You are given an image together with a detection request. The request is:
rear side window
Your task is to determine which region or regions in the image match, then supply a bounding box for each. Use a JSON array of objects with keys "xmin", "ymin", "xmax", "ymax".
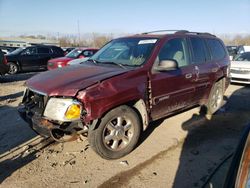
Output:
[
  {"xmin": 159, "ymin": 38, "xmax": 189, "ymax": 67},
  {"xmin": 190, "ymin": 37, "xmax": 207, "ymax": 64},
  {"xmin": 37, "ymin": 47, "xmax": 50, "ymax": 54},
  {"xmin": 52, "ymin": 47, "xmax": 64, "ymax": 55},
  {"xmin": 206, "ymin": 39, "xmax": 226, "ymax": 60}
]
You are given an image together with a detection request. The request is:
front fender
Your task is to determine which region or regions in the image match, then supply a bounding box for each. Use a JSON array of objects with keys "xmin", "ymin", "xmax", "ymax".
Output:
[{"xmin": 77, "ymin": 77, "xmax": 148, "ymax": 123}]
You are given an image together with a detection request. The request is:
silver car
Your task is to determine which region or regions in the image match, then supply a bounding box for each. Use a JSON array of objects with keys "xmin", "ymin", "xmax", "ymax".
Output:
[{"xmin": 230, "ymin": 52, "xmax": 250, "ymax": 84}]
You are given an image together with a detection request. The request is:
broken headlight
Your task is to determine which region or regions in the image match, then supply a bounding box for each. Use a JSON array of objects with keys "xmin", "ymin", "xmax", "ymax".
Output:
[{"xmin": 43, "ymin": 98, "xmax": 82, "ymax": 122}]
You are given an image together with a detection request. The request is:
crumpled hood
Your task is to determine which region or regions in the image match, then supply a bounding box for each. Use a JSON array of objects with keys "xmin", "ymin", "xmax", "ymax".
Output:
[
  {"xmin": 26, "ymin": 64, "xmax": 128, "ymax": 96},
  {"xmin": 231, "ymin": 61, "xmax": 250, "ymax": 68},
  {"xmin": 48, "ymin": 57, "xmax": 74, "ymax": 63}
]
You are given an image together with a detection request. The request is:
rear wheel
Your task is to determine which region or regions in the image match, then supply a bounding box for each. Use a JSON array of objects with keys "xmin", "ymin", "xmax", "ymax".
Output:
[
  {"xmin": 8, "ymin": 62, "xmax": 19, "ymax": 74},
  {"xmin": 206, "ymin": 80, "xmax": 224, "ymax": 115},
  {"xmin": 88, "ymin": 105, "xmax": 141, "ymax": 159}
]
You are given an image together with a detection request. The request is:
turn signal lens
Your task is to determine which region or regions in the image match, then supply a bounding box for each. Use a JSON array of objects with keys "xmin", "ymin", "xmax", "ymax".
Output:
[{"xmin": 65, "ymin": 104, "xmax": 81, "ymax": 120}]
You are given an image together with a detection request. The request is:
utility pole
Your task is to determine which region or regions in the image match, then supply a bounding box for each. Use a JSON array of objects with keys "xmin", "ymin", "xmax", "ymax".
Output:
[{"xmin": 77, "ymin": 20, "xmax": 80, "ymax": 47}]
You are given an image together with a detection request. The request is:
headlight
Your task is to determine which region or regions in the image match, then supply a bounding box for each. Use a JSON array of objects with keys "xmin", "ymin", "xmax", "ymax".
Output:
[{"xmin": 43, "ymin": 98, "xmax": 82, "ymax": 122}]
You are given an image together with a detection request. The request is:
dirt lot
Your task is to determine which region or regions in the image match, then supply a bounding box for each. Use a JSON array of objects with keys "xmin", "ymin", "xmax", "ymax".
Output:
[{"xmin": 1, "ymin": 73, "xmax": 250, "ymax": 188}]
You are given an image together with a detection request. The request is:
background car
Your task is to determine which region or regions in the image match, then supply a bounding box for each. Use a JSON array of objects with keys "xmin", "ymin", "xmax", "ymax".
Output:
[
  {"xmin": 0, "ymin": 49, "xmax": 9, "ymax": 75},
  {"xmin": 5, "ymin": 45, "xmax": 64, "ymax": 74},
  {"xmin": 62, "ymin": 47, "xmax": 75, "ymax": 55},
  {"xmin": 226, "ymin": 45, "xmax": 238, "ymax": 60},
  {"xmin": 67, "ymin": 57, "xmax": 89, "ymax": 66},
  {"xmin": 47, "ymin": 47, "xmax": 98, "ymax": 70},
  {"xmin": 0, "ymin": 47, "xmax": 17, "ymax": 55},
  {"xmin": 237, "ymin": 45, "xmax": 250, "ymax": 54},
  {"xmin": 230, "ymin": 52, "xmax": 250, "ymax": 84}
]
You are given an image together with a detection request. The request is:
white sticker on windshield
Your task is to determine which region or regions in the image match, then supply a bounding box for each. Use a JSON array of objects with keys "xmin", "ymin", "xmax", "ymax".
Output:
[{"xmin": 138, "ymin": 39, "xmax": 157, "ymax": 45}]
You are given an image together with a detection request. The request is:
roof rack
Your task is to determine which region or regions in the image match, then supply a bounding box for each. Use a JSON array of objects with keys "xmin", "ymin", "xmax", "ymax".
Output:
[
  {"xmin": 142, "ymin": 30, "xmax": 216, "ymax": 37},
  {"xmin": 142, "ymin": 30, "xmax": 189, "ymax": 35}
]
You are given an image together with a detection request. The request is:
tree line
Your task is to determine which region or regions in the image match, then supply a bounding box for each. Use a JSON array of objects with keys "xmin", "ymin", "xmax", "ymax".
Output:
[{"xmin": 17, "ymin": 33, "xmax": 250, "ymax": 48}]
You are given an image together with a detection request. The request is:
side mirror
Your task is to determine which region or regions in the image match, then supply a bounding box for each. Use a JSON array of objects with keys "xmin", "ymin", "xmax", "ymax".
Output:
[
  {"xmin": 79, "ymin": 55, "xmax": 85, "ymax": 58},
  {"xmin": 155, "ymin": 60, "xmax": 178, "ymax": 71}
]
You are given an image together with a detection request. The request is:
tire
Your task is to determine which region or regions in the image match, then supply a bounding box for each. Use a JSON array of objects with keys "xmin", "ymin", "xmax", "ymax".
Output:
[
  {"xmin": 8, "ymin": 62, "xmax": 19, "ymax": 74},
  {"xmin": 88, "ymin": 105, "xmax": 141, "ymax": 159},
  {"xmin": 206, "ymin": 80, "xmax": 224, "ymax": 115}
]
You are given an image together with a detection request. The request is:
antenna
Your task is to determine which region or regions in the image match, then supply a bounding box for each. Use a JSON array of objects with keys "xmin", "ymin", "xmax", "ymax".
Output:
[{"xmin": 77, "ymin": 20, "xmax": 80, "ymax": 47}]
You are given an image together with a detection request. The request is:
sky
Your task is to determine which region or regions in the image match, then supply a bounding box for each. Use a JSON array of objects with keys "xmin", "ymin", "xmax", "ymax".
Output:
[{"xmin": 0, "ymin": 0, "xmax": 250, "ymax": 37}]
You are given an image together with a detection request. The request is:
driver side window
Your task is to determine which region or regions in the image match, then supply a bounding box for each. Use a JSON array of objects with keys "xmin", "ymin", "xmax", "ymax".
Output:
[
  {"xmin": 159, "ymin": 38, "xmax": 189, "ymax": 67},
  {"xmin": 23, "ymin": 47, "xmax": 37, "ymax": 55}
]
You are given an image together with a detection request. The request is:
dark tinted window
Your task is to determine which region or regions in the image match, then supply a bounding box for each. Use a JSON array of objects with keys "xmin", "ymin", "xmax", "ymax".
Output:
[
  {"xmin": 207, "ymin": 39, "xmax": 226, "ymax": 60},
  {"xmin": 190, "ymin": 37, "xmax": 206, "ymax": 63},
  {"xmin": 52, "ymin": 47, "xmax": 64, "ymax": 55},
  {"xmin": 37, "ymin": 47, "xmax": 50, "ymax": 54},
  {"xmin": 159, "ymin": 38, "xmax": 189, "ymax": 67}
]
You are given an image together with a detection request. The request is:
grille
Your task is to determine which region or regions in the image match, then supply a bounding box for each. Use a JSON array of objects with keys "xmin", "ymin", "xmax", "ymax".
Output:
[
  {"xmin": 231, "ymin": 78, "xmax": 250, "ymax": 82},
  {"xmin": 23, "ymin": 88, "xmax": 48, "ymax": 115},
  {"xmin": 230, "ymin": 69, "xmax": 250, "ymax": 74}
]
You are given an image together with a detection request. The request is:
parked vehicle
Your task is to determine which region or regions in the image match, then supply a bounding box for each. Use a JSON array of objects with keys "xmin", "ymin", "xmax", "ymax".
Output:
[
  {"xmin": 18, "ymin": 30, "xmax": 230, "ymax": 159},
  {"xmin": 62, "ymin": 47, "xmax": 75, "ymax": 55},
  {"xmin": 0, "ymin": 47, "xmax": 17, "ymax": 55},
  {"xmin": 5, "ymin": 45, "xmax": 64, "ymax": 74},
  {"xmin": 67, "ymin": 57, "xmax": 89, "ymax": 66},
  {"xmin": 237, "ymin": 45, "xmax": 250, "ymax": 54},
  {"xmin": 230, "ymin": 52, "xmax": 250, "ymax": 84},
  {"xmin": 0, "ymin": 49, "xmax": 9, "ymax": 75},
  {"xmin": 226, "ymin": 45, "xmax": 238, "ymax": 60},
  {"xmin": 47, "ymin": 48, "xmax": 98, "ymax": 70}
]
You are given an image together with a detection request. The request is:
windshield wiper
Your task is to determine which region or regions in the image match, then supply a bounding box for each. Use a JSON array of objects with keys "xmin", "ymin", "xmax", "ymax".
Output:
[
  {"xmin": 87, "ymin": 58, "xmax": 99, "ymax": 65},
  {"xmin": 103, "ymin": 61, "xmax": 127, "ymax": 69}
]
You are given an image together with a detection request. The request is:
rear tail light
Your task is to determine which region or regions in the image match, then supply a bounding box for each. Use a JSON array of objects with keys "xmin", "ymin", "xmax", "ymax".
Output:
[{"xmin": 3, "ymin": 56, "xmax": 7, "ymax": 65}]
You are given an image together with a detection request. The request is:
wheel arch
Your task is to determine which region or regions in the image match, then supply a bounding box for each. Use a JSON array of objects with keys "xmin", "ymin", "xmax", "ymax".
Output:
[{"xmin": 89, "ymin": 99, "xmax": 149, "ymax": 131}]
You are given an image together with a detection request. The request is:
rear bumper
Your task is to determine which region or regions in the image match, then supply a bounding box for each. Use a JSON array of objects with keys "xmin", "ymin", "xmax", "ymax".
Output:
[{"xmin": 0, "ymin": 64, "xmax": 9, "ymax": 75}]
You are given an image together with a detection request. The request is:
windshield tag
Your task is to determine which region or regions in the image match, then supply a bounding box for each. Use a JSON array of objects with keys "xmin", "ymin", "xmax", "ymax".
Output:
[{"xmin": 138, "ymin": 39, "xmax": 157, "ymax": 45}]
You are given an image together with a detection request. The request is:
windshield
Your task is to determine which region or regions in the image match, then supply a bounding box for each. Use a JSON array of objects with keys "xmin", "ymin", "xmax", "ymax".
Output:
[
  {"xmin": 90, "ymin": 38, "xmax": 158, "ymax": 67},
  {"xmin": 66, "ymin": 49, "xmax": 82, "ymax": 58},
  {"xmin": 8, "ymin": 47, "xmax": 24, "ymax": 55}
]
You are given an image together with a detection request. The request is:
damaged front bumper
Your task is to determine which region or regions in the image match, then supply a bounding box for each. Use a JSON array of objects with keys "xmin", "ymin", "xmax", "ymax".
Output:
[
  {"xmin": 18, "ymin": 104, "xmax": 87, "ymax": 141},
  {"xmin": 18, "ymin": 104, "xmax": 54, "ymax": 137},
  {"xmin": 18, "ymin": 88, "xmax": 88, "ymax": 142}
]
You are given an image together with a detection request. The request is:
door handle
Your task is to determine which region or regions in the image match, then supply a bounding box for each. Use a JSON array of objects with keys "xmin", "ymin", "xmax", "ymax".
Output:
[
  {"xmin": 212, "ymin": 68, "xmax": 218, "ymax": 73},
  {"xmin": 185, "ymin": 73, "xmax": 192, "ymax": 79}
]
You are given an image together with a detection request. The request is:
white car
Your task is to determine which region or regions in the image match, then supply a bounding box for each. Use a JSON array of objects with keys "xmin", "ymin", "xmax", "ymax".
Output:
[
  {"xmin": 230, "ymin": 52, "xmax": 250, "ymax": 84},
  {"xmin": 67, "ymin": 57, "xmax": 89, "ymax": 66}
]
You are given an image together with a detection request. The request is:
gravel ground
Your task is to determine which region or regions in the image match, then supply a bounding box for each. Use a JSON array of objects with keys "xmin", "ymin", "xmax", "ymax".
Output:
[{"xmin": 1, "ymin": 72, "xmax": 250, "ymax": 188}]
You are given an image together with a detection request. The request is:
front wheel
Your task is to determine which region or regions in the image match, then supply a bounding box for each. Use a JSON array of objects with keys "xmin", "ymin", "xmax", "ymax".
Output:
[
  {"xmin": 88, "ymin": 105, "xmax": 141, "ymax": 159},
  {"xmin": 206, "ymin": 80, "xmax": 224, "ymax": 115}
]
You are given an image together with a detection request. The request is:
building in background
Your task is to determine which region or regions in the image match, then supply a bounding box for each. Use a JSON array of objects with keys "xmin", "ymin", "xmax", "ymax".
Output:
[{"xmin": 0, "ymin": 37, "xmax": 59, "ymax": 48}]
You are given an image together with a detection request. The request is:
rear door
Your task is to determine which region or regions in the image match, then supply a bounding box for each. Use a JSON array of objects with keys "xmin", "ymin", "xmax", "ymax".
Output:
[
  {"xmin": 150, "ymin": 37, "xmax": 197, "ymax": 120},
  {"xmin": 37, "ymin": 46, "xmax": 52, "ymax": 68},
  {"xmin": 188, "ymin": 37, "xmax": 214, "ymax": 103}
]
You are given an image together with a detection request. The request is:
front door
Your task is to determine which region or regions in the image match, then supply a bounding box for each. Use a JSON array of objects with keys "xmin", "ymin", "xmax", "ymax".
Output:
[
  {"xmin": 19, "ymin": 47, "xmax": 38, "ymax": 70},
  {"xmin": 150, "ymin": 37, "xmax": 197, "ymax": 120}
]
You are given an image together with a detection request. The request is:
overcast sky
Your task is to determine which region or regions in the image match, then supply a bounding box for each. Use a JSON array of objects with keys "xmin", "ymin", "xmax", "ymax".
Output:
[{"xmin": 0, "ymin": 0, "xmax": 249, "ymax": 37}]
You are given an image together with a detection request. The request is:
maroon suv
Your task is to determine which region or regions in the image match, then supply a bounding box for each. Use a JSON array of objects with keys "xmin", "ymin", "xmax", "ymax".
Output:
[{"xmin": 18, "ymin": 30, "xmax": 230, "ymax": 159}]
